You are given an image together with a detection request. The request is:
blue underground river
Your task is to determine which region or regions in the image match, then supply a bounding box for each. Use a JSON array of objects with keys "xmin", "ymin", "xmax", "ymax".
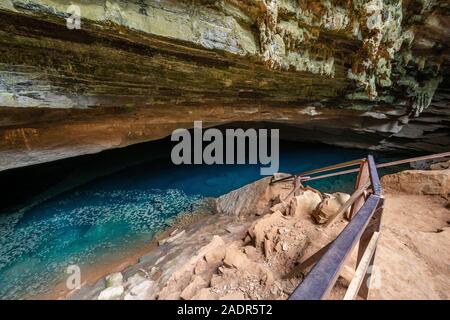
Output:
[{"xmin": 0, "ymin": 137, "xmax": 403, "ymax": 299}]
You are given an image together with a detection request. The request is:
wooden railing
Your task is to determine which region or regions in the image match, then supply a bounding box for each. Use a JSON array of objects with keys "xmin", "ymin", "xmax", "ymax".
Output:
[{"xmin": 270, "ymin": 152, "xmax": 450, "ymax": 300}]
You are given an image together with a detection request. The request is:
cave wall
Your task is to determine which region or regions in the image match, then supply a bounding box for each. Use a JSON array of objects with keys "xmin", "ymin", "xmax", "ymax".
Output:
[{"xmin": 0, "ymin": 0, "xmax": 449, "ymax": 171}]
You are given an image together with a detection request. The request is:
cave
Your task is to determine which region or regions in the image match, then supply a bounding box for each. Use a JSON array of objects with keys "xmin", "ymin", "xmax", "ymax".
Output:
[{"xmin": 0, "ymin": 0, "xmax": 449, "ymax": 302}]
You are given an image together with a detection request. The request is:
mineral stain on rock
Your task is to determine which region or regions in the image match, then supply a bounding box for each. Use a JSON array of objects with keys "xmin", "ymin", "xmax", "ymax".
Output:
[{"xmin": 0, "ymin": 0, "xmax": 449, "ymax": 169}]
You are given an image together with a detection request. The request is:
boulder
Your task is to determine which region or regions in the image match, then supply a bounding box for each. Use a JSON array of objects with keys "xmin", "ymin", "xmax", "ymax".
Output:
[
  {"xmin": 289, "ymin": 190, "xmax": 322, "ymax": 218},
  {"xmin": 381, "ymin": 169, "xmax": 450, "ymax": 196},
  {"xmin": 216, "ymin": 177, "xmax": 287, "ymax": 217},
  {"xmin": 204, "ymin": 245, "xmax": 226, "ymax": 266},
  {"xmin": 199, "ymin": 236, "xmax": 226, "ymax": 256},
  {"xmin": 312, "ymin": 192, "xmax": 350, "ymax": 224},
  {"xmin": 180, "ymin": 276, "xmax": 208, "ymax": 300},
  {"xmin": 194, "ymin": 258, "xmax": 209, "ymax": 275},
  {"xmin": 223, "ymin": 247, "xmax": 252, "ymax": 270},
  {"xmin": 248, "ymin": 210, "xmax": 284, "ymax": 248},
  {"xmin": 105, "ymin": 273, "xmax": 123, "ymax": 287},
  {"xmin": 98, "ymin": 286, "xmax": 124, "ymax": 300},
  {"xmin": 216, "ymin": 177, "xmax": 272, "ymax": 216},
  {"xmin": 244, "ymin": 246, "xmax": 259, "ymax": 260}
]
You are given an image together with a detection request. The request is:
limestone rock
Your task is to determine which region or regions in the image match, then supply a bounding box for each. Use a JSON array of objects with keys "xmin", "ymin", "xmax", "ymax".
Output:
[
  {"xmin": 219, "ymin": 292, "xmax": 245, "ymax": 300},
  {"xmin": 272, "ymin": 173, "xmax": 291, "ymax": 181},
  {"xmin": 191, "ymin": 288, "xmax": 219, "ymax": 300},
  {"xmin": 248, "ymin": 210, "xmax": 284, "ymax": 248},
  {"xmin": 312, "ymin": 192, "xmax": 350, "ymax": 224},
  {"xmin": 194, "ymin": 258, "xmax": 209, "ymax": 275},
  {"xmin": 159, "ymin": 292, "xmax": 181, "ymax": 300},
  {"xmin": 125, "ymin": 273, "xmax": 147, "ymax": 288},
  {"xmin": 180, "ymin": 276, "xmax": 208, "ymax": 300},
  {"xmin": 274, "ymin": 241, "xmax": 282, "ymax": 252},
  {"xmin": 264, "ymin": 239, "xmax": 272, "ymax": 259},
  {"xmin": 223, "ymin": 247, "xmax": 252, "ymax": 270},
  {"xmin": 429, "ymin": 160, "xmax": 450, "ymax": 170},
  {"xmin": 105, "ymin": 273, "xmax": 123, "ymax": 287},
  {"xmin": 225, "ymin": 224, "xmax": 246, "ymax": 234},
  {"xmin": 204, "ymin": 245, "xmax": 226, "ymax": 266},
  {"xmin": 0, "ymin": 0, "xmax": 449, "ymax": 174},
  {"xmin": 244, "ymin": 246, "xmax": 259, "ymax": 260},
  {"xmin": 258, "ymin": 266, "xmax": 275, "ymax": 289},
  {"xmin": 157, "ymin": 235, "xmax": 225, "ymax": 300},
  {"xmin": 243, "ymin": 234, "xmax": 252, "ymax": 245},
  {"xmin": 198, "ymin": 236, "xmax": 226, "ymax": 260},
  {"xmin": 216, "ymin": 177, "xmax": 274, "ymax": 217},
  {"xmin": 98, "ymin": 286, "xmax": 124, "ymax": 300},
  {"xmin": 158, "ymin": 230, "xmax": 186, "ymax": 246},
  {"xmin": 381, "ymin": 170, "xmax": 450, "ymax": 196},
  {"xmin": 270, "ymin": 201, "xmax": 288, "ymax": 214},
  {"xmin": 289, "ymin": 190, "xmax": 322, "ymax": 218},
  {"xmin": 124, "ymin": 280, "xmax": 156, "ymax": 300}
]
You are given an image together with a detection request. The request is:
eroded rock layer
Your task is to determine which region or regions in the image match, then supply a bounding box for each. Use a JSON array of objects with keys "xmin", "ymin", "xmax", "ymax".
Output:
[{"xmin": 0, "ymin": 0, "xmax": 449, "ymax": 170}]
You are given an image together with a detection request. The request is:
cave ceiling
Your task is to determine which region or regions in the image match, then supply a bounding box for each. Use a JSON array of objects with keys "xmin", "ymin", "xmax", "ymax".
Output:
[{"xmin": 0, "ymin": 0, "xmax": 449, "ymax": 170}]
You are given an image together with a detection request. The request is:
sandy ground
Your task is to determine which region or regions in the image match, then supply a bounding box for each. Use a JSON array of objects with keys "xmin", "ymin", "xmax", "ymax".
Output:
[{"xmin": 369, "ymin": 192, "xmax": 450, "ymax": 299}]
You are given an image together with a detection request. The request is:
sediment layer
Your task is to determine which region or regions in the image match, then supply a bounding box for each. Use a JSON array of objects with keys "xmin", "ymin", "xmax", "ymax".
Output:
[{"xmin": 0, "ymin": 1, "xmax": 449, "ymax": 169}]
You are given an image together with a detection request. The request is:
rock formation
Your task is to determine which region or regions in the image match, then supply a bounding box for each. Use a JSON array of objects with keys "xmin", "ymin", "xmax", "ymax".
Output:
[
  {"xmin": 66, "ymin": 173, "xmax": 351, "ymax": 300},
  {"xmin": 381, "ymin": 167, "xmax": 450, "ymax": 195},
  {"xmin": 372, "ymin": 167, "xmax": 450, "ymax": 299},
  {"xmin": 64, "ymin": 165, "xmax": 449, "ymax": 300},
  {"xmin": 0, "ymin": 1, "xmax": 449, "ymax": 170}
]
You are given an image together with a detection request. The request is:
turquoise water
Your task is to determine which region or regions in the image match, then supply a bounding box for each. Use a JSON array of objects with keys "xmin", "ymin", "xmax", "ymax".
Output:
[{"xmin": 0, "ymin": 141, "xmax": 399, "ymax": 299}]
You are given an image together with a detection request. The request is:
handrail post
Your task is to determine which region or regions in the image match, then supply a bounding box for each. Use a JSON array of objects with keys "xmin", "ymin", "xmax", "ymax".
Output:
[
  {"xmin": 367, "ymin": 155, "xmax": 382, "ymax": 196},
  {"xmin": 289, "ymin": 195, "xmax": 381, "ymax": 300},
  {"xmin": 288, "ymin": 154, "xmax": 384, "ymax": 300},
  {"xmin": 348, "ymin": 158, "xmax": 370, "ymax": 220},
  {"xmin": 293, "ymin": 175, "xmax": 302, "ymax": 196},
  {"xmin": 356, "ymin": 197, "xmax": 384, "ymax": 299}
]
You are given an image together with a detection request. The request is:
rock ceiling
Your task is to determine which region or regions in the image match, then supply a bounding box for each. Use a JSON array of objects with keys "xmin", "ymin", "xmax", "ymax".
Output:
[{"xmin": 0, "ymin": 0, "xmax": 449, "ymax": 170}]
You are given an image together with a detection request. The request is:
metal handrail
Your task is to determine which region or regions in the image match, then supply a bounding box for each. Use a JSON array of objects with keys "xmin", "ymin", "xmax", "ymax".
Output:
[
  {"xmin": 288, "ymin": 154, "xmax": 382, "ymax": 300},
  {"xmin": 270, "ymin": 158, "xmax": 363, "ymax": 184},
  {"xmin": 367, "ymin": 155, "xmax": 381, "ymax": 196},
  {"xmin": 272, "ymin": 151, "xmax": 450, "ymax": 184},
  {"xmin": 287, "ymin": 151, "xmax": 449, "ymax": 300},
  {"xmin": 289, "ymin": 195, "xmax": 381, "ymax": 300}
]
